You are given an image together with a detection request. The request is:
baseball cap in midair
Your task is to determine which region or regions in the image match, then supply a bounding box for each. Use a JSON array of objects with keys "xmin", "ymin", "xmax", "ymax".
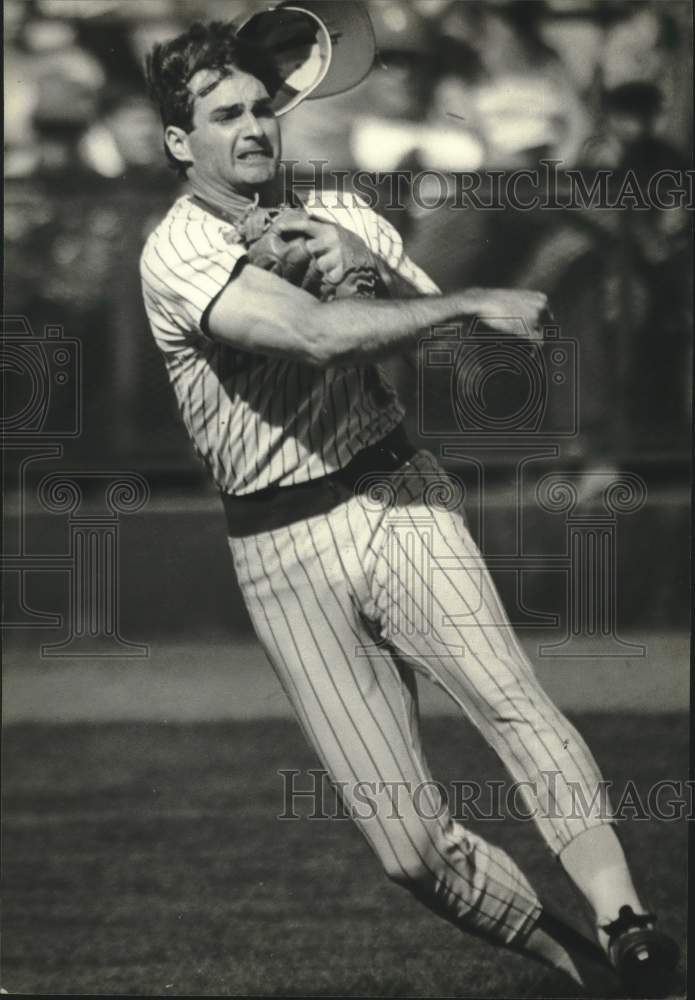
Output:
[{"xmin": 236, "ymin": 0, "xmax": 376, "ymax": 115}]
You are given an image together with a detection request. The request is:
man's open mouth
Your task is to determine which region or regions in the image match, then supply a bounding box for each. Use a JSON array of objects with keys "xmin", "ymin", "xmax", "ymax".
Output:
[{"xmin": 238, "ymin": 149, "xmax": 272, "ymax": 160}]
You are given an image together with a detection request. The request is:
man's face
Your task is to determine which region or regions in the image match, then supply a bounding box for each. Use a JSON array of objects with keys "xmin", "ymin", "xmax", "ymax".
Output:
[{"xmin": 183, "ymin": 68, "xmax": 281, "ymax": 193}]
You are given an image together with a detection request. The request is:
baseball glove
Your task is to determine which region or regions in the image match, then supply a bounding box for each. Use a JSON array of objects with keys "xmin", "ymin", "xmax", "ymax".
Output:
[{"xmin": 240, "ymin": 205, "xmax": 383, "ymax": 301}]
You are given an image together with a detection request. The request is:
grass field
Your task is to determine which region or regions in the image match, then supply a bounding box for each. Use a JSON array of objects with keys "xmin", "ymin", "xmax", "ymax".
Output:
[{"xmin": 2, "ymin": 714, "xmax": 687, "ymax": 997}]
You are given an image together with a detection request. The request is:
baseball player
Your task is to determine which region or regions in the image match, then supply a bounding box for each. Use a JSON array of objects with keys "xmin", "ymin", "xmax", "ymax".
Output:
[{"xmin": 140, "ymin": 12, "xmax": 679, "ymax": 997}]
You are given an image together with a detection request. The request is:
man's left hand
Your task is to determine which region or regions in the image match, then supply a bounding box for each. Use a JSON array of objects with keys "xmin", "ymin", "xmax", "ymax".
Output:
[{"xmin": 277, "ymin": 216, "xmax": 380, "ymax": 293}]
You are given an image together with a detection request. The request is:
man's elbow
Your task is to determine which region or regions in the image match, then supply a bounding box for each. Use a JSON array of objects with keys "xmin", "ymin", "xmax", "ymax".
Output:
[{"xmin": 284, "ymin": 300, "xmax": 337, "ymax": 369}]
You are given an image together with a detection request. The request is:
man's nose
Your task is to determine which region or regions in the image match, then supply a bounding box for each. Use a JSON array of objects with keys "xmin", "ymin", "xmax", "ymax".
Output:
[{"xmin": 241, "ymin": 111, "xmax": 265, "ymax": 138}]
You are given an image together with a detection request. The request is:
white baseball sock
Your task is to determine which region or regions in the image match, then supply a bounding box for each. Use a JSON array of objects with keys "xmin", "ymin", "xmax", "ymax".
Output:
[{"xmin": 559, "ymin": 824, "xmax": 646, "ymax": 952}]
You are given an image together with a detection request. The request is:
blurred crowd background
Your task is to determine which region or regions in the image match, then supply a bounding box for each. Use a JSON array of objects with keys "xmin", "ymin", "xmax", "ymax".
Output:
[{"xmin": 5, "ymin": 0, "xmax": 692, "ymax": 477}]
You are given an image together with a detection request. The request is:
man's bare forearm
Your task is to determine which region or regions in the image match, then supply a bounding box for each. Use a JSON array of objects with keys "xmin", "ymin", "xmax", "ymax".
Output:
[
  {"xmin": 307, "ymin": 289, "xmax": 484, "ymax": 367},
  {"xmin": 208, "ymin": 263, "xmax": 548, "ymax": 365}
]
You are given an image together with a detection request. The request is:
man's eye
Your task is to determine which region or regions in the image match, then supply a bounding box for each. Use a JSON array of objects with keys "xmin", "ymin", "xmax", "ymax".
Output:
[{"xmin": 254, "ymin": 103, "xmax": 275, "ymax": 118}]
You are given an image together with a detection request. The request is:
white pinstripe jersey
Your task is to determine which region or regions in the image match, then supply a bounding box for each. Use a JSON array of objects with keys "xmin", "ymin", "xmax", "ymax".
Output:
[{"xmin": 140, "ymin": 190, "xmax": 439, "ymax": 496}]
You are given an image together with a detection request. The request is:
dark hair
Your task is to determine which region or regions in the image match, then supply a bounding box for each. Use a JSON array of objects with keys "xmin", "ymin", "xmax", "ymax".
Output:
[{"xmin": 145, "ymin": 20, "xmax": 282, "ymax": 175}]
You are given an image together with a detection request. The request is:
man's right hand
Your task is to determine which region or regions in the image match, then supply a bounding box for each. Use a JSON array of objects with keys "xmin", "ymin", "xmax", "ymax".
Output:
[{"xmin": 470, "ymin": 288, "xmax": 553, "ymax": 340}]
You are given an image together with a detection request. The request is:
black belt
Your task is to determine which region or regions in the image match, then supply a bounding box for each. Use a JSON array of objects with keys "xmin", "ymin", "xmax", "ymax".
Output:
[{"xmin": 222, "ymin": 424, "xmax": 416, "ymax": 538}]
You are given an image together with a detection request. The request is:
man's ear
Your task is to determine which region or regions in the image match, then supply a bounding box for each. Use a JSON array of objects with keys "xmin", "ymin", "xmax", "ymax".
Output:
[{"xmin": 165, "ymin": 125, "xmax": 193, "ymax": 169}]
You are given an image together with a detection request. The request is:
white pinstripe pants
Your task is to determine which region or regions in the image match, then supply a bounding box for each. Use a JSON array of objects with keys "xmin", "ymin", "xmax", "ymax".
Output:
[{"xmin": 230, "ymin": 450, "xmax": 611, "ymax": 946}]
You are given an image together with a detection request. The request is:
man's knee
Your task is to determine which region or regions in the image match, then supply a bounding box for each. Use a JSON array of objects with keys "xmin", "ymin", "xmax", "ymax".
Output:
[
  {"xmin": 378, "ymin": 825, "xmax": 457, "ymax": 889},
  {"xmin": 381, "ymin": 851, "xmax": 430, "ymax": 888}
]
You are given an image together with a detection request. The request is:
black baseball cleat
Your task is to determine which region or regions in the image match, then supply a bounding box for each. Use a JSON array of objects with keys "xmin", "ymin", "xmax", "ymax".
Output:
[{"xmin": 602, "ymin": 905, "xmax": 680, "ymax": 999}]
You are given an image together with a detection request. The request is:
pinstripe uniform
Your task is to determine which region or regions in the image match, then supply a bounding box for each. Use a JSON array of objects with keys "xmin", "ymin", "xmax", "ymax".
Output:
[
  {"xmin": 141, "ymin": 192, "xmax": 434, "ymax": 495},
  {"xmin": 141, "ymin": 190, "xmax": 612, "ymax": 947}
]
